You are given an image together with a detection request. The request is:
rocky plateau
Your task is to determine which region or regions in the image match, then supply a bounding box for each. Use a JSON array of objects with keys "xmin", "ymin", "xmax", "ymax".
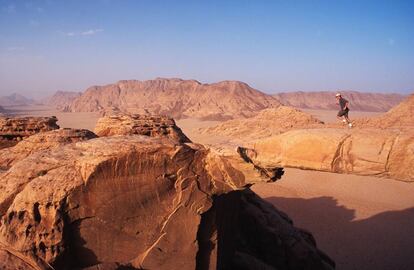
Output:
[{"xmin": 0, "ymin": 114, "xmax": 334, "ymax": 270}]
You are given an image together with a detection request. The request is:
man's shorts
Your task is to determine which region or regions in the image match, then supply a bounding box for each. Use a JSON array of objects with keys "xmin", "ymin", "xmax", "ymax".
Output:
[{"xmin": 337, "ymin": 108, "xmax": 349, "ymax": 117}]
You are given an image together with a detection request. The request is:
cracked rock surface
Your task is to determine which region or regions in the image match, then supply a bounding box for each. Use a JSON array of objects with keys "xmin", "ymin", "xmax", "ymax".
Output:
[
  {"xmin": 240, "ymin": 128, "xmax": 413, "ymax": 182},
  {"xmin": 0, "ymin": 128, "xmax": 97, "ymax": 171},
  {"xmin": 94, "ymin": 114, "xmax": 191, "ymax": 144},
  {"xmin": 0, "ymin": 116, "xmax": 59, "ymax": 150},
  {"xmin": 0, "ymin": 116, "xmax": 335, "ymax": 270}
]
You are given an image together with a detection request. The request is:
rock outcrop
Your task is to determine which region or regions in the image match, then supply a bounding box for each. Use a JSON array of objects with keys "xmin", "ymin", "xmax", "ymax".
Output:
[
  {"xmin": 0, "ymin": 129, "xmax": 97, "ymax": 170},
  {"xmin": 44, "ymin": 91, "xmax": 81, "ymax": 110},
  {"xmin": 0, "ymin": 116, "xmax": 59, "ymax": 149},
  {"xmin": 201, "ymin": 106, "xmax": 324, "ymax": 141},
  {"xmin": 94, "ymin": 114, "xmax": 191, "ymax": 144},
  {"xmin": 239, "ymin": 129, "xmax": 413, "ymax": 182},
  {"xmin": 67, "ymin": 78, "xmax": 281, "ymax": 120},
  {"xmin": 274, "ymin": 91, "xmax": 405, "ymax": 112},
  {"xmin": 0, "ymin": 117, "xmax": 334, "ymax": 269},
  {"xmin": 355, "ymin": 93, "xmax": 414, "ymax": 129}
]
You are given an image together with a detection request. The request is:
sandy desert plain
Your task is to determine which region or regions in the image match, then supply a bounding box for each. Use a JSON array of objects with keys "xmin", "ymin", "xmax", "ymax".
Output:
[{"xmin": 2, "ymin": 99, "xmax": 413, "ymax": 270}]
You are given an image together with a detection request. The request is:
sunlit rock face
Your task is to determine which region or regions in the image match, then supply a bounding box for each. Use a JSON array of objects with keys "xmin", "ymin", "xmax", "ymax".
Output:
[
  {"xmin": 239, "ymin": 128, "xmax": 413, "ymax": 182},
  {"xmin": 94, "ymin": 113, "xmax": 191, "ymax": 144},
  {"xmin": 0, "ymin": 128, "xmax": 97, "ymax": 170},
  {"xmin": 0, "ymin": 116, "xmax": 59, "ymax": 149},
  {"xmin": 0, "ymin": 115, "xmax": 334, "ymax": 270}
]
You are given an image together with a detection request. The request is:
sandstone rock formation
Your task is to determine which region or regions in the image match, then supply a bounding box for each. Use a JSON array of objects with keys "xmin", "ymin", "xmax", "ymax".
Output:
[
  {"xmin": 94, "ymin": 114, "xmax": 191, "ymax": 143},
  {"xmin": 44, "ymin": 91, "xmax": 81, "ymax": 110},
  {"xmin": 201, "ymin": 106, "xmax": 324, "ymax": 141},
  {"xmin": 0, "ymin": 118, "xmax": 334, "ymax": 269},
  {"xmin": 355, "ymin": 93, "xmax": 414, "ymax": 129},
  {"xmin": 67, "ymin": 78, "xmax": 281, "ymax": 120},
  {"xmin": 0, "ymin": 93, "xmax": 34, "ymax": 107},
  {"xmin": 0, "ymin": 129, "xmax": 97, "ymax": 170},
  {"xmin": 0, "ymin": 116, "xmax": 59, "ymax": 149},
  {"xmin": 274, "ymin": 91, "xmax": 405, "ymax": 112},
  {"xmin": 239, "ymin": 129, "xmax": 413, "ymax": 182}
]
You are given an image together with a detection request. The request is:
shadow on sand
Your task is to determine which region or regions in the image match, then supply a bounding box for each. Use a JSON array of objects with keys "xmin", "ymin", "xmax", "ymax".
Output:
[{"xmin": 266, "ymin": 196, "xmax": 414, "ymax": 270}]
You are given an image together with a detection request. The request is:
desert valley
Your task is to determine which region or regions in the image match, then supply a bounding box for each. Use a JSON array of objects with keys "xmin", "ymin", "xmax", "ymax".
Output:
[
  {"xmin": 0, "ymin": 78, "xmax": 413, "ymax": 270},
  {"xmin": 1, "ymin": 1, "xmax": 413, "ymax": 269}
]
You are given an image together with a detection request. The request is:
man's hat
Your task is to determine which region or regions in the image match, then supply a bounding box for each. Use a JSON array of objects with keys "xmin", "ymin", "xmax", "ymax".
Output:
[{"xmin": 335, "ymin": 93, "xmax": 341, "ymax": 97}]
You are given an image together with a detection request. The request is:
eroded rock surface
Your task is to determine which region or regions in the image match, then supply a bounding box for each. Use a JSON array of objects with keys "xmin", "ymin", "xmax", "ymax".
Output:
[
  {"xmin": 355, "ymin": 93, "xmax": 414, "ymax": 129},
  {"xmin": 94, "ymin": 114, "xmax": 191, "ymax": 143},
  {"xmin": 0, "ymin": 128, "xmax": 97, "ymax": 170},
  {"xmin": 201, "ymin": 106, "xmax": 324, "ymax": 141},
  {"xmin": 0, "ymin": 133, "xmax": 334, "ymax": 269},
  {"xmin": 0, "ymin": 116, "xmax": 59, "ymax": 149},
  {"xmin": 240, "ymin": 129, "xmax": 413, "ymax": 182}
]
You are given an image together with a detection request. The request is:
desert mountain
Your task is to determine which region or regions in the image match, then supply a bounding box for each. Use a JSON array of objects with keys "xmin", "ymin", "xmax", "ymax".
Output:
[
  {"xmin": 0, "ymin": 93, "xmax": 34, "ymax": 107},
  {"xmin": 44, "ymin": 91, "xmax": 81, "ymax": 110},
  {"xmin": 67, "ymin": 78, "xmax": 281, "ymax": 120},
  {"xmin": 274, "ymin": 91, "xmax": 405, "ymax": 112},
  {"xmin": 355, "ymin": 93, "xmax": 414, "ymax": 129},
  {"xmin": 201, "ymin": 106, "xmax": 324, "ymax": 141},
  {"xmin": 0, "ymin": 114, "xmax": 334, "ymax": 270}
]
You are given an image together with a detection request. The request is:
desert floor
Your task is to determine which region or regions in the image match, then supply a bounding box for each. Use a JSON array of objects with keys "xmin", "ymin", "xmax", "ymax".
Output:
[
  {"xmin": 4, "ymin": 105, "xmax": 101, "ymax": 130},
  {"xmin": 5, "ymin": 105, "xmax": 414, "ymax": 270}
]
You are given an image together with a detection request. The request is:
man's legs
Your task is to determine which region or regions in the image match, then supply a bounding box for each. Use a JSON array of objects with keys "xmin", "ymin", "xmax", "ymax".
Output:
[
  {"xmin": 344, "ymin": 111, "xmax": 352, "ymax": 127},
  {"xmin": 337, "ymin": 110, "xmax": 352, "ymax": 126},
  {"xmin": 337, "ymin": 111, "xmax": 347, "ymax": 123}
]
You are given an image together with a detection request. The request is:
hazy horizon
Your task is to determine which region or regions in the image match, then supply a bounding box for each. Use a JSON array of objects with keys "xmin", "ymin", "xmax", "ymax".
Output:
[{"xmin": 1, "ymin": 0, "xmax": 413, "ymax": 98}]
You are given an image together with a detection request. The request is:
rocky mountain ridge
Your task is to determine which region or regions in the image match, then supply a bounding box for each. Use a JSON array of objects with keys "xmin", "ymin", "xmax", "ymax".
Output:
[
  {"xmin": 43, "ymin": 91, "xmax": 81, "ymax": 110},
  {"xmin": 274, "ymin": 91, "xmax": 405, "ymax": 112},
  {"xmin": 0, "ymin": 93, "xmax": 35, "ymax": 107},
  {"xmin": 66, "ymin": 78, "xmax": 282, "ymax": 120}
]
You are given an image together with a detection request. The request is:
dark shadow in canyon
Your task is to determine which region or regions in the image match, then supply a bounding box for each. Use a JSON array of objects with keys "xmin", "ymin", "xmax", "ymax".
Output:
[{"xmin": 265, "ymin": 196, "xmax": 414, "ymax": 270}]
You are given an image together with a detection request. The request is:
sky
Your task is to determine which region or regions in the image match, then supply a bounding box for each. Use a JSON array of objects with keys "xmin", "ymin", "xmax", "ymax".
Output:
[{"xmin": 0, "ymin": 0, "xmax": 413, "ymax": 99}]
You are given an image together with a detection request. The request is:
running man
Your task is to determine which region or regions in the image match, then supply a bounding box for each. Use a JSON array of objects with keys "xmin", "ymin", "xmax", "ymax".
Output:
[{"xmin": 336, "ymin": 93, "xmax": 352, "ymax": 128}]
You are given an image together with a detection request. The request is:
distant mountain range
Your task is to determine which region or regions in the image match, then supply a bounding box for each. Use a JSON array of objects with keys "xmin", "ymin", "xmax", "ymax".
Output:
[
  {"xmin": 273, "ymin": 91, "xmax": 405, "ymax": 112},
  {"xmin": 0, "ymin": 93, "xmax": 35, "ymax": 107},
  {"xmin": 3, "ymin": 80, "xmax": 409, "ymax": 120},
  {"xmin": 43, "ymin": 91, "xmax": 82, "ymax": 110}
]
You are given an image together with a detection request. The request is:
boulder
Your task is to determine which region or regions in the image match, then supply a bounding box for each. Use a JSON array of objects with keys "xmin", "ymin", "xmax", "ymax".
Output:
[
  {"xmin": 239, "ymin": 129, "xmax": 413, "ymax": 182},
  {"xmin": 0, "ymin": 134, "xmax": 334, "ymax": 269},
  {"xmin": 94, "ymin": 114, "xmax": 191, "ymax": 143},
  {"xmin": 0, "ymin": 116, "xmax": 59, "ymax": 149}
]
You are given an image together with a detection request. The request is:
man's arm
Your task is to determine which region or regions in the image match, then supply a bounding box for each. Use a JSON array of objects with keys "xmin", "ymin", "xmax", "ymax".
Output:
[{"xmin": 344, "ymin": 101, "xmax": 349, "ymax": 110}]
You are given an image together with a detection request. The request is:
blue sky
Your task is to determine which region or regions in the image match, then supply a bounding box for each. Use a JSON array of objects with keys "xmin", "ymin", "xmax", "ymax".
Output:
[{"xmin": 0, "ymin": 0, "xmax": 413, "ymax": 98}]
